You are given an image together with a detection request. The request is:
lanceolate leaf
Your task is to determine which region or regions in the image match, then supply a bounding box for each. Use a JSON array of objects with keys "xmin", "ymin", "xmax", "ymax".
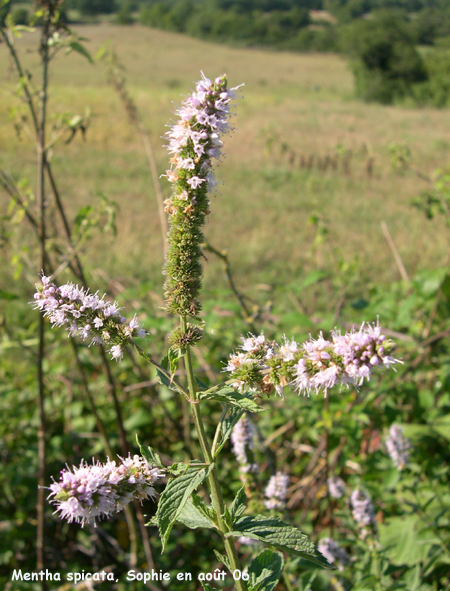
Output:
[
  {"xmin": 155, "ymin": 463, "xmax": 214, "ymax": 552},
  {"xmin": 213, "ymin": 550, "xmax": 231, "ymax": 571},
  {"xmin": 200, "ymin": 384, "xmax": 265, "ymax": 413},
  {"xmin": 214, "ymin": 407, "xmax": 245, "ymax": 456},
  {"xmin": 137, "ymin": 438, "xmax": 164, "ymax": 469},
  {"xmin": 66, "ymin": 40, "xmax": 93, "ymax": 64},
  {"xmin": 226, "ymin": 515, "xmax": 333, "ymax": 569},
  {"xmin": 229, "ymin": 487, "xmax": 247, "ymax": 524},
  {"xmin": 248, "ymin": 549, "xmax": 284, "ymax": 591},
  {"xmin": 176, "ymin": 495, "xmax": 217, "ymax": 531}
]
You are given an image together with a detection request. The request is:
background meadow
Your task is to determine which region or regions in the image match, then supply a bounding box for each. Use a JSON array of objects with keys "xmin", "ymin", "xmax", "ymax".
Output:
[{"xmin": 1, "ymin": 8, "xmax": 450, "ymax": 591}]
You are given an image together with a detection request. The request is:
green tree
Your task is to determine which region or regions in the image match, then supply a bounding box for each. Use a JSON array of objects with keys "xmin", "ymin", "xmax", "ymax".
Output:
[{"xmin": 341, "ymin": 11, "xmax": 428, "ymax": 103}]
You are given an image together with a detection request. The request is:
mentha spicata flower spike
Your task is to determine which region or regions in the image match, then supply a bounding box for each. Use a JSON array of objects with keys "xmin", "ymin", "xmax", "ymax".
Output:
[
  {"xmin": 32, "ymin": 275, "xmax": 146, "ymax": 362},
  {"xmin": 225, "ymin": 322, "xmax": 401, "ymax": 398},
  {"xmin": 264, "ymin": 472, "xmax": 290, "ymax": 510},
  {"xmin": 318, "ymin": 538, "xmax": 350, "ymax": 570},
  {"xmin": 231, "ymin": 415, "xmax": 258, "ymax": 480},
  {"xmin": 350, "ymin": 488, "xmax": 377, "ymax": 540},
  {"xmin": 328, "ymin": 475, "xmax": 346, "ymax": 499},
  {"xmin": 162, "ymin": 73, "xmax": 241, "ymax": 319},
  {"xmin": 385, "ymin": 424, "xmax": 411, "ymax": 471},
  {"xmin": 48, "ymin": 455, "xmax": 163, "ymax": 526}
]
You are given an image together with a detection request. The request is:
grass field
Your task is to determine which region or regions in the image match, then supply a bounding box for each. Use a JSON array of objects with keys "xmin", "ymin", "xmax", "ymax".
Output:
[{"xmin": 1, "ymin": 24, "xmax": 449, "ymax": 301}]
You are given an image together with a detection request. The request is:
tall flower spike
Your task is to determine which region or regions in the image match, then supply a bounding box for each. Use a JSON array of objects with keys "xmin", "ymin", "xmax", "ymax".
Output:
[
  {"xmin": 350, "ymin": 488, "xmax": 377, "ymax": 540},
  {"xmin": 264, "ymin": 472, "xmax": 290, "ymax": 510},
  {"xmin": 385, "ymin": 424, "xmax": 411, "ymax": 470},
  {"xmin": 230, "ymin": 415, "xmax": 258, "ymax": 481},
  {"xmin": 163, "ymin": 74, "xmax": 241, "ymax": 318},
  {"xmin": 225, "ymin": 322, "xmax": 402, "ymax": 398},
  {"xmin": 48, "ymin": 455, "xmax": 163, "ymax": 526},
  {"xmin": 32, "ymin": 275, "xmax": 146, "ymax": 362},
  {"xmin": 328, "ymin": 475, "xmax": 346, "ymax": 499},
  {"xmin": 318, "ymin": 538, "xmax": 350, "ymax": 570}
]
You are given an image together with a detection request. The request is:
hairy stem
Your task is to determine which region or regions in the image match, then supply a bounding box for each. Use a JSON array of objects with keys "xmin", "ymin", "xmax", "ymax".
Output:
[{"xmin": 180, "ymin": 316, "xmax": 247, "ymax": 591}]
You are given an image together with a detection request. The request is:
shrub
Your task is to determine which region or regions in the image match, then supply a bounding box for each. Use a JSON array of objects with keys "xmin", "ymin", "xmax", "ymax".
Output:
[
  {"xmin": 11, "ymin": 7, "xmax": 29, "ymax": 25},
  {"xmin": 341, "ymin": 11, "xmax": 428, "ymax": 103}
]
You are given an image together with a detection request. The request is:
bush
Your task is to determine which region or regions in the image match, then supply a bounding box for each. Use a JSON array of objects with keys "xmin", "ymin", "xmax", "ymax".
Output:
[
  {"xmin": 116, "ymin": 0, "xmax": 134, "ymax": 24},
  {"xmin": 341, "ymin": 11, "xmax": 428, "ymax": 103},
  {"xmin": 414, "ymin": 49, "xmax": 450, "ymax": 107},
  {"xmin": 77, "ymin": 0, "xmax": 117, "ymax": 15},
  {"xmin": 11, "ymin": 7, "xmax": 29, "ymax": 25}
]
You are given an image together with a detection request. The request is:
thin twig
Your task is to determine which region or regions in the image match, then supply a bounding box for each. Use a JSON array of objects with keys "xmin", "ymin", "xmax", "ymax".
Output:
[
  {"xmin": 381, "ymin": 221, "xmax": 410, "ymax": 283},
  {"xmin": 35, "ymin": 14, "xmax": 51, "ymax": 586},
  {"xmin": 203, "ymin": 239, "xmax": 259, "ymax": 332}
]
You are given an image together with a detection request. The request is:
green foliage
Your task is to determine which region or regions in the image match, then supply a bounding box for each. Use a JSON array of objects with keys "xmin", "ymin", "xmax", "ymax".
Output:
[
  {"xmin": 139, "ymin": 0, "xmax": 313, "ymax": 49},
  {"xmin": 247, "ymin": 549, "xmax": 284, "ymax": 591},
  {"xmin": 154, "ymin": 463, "xmax": 214, "ymax": 551},
  {"xmin": 227, "ymin": 515, "xmax": 333, "ymax": 568},
  {"xmin": 10, "ymin": 7, "xmax": 28, "ymax": 25},
  {"xmin": 341, "ymin": 11, "xmax": 428, "ymax": 103},
  {"xmin": 116, "ymin": 0, "xmax": 134, "ymax": 24},
  {"xmin": 199, "ymin": 384, "xmax": 266, "ymax": 413}
]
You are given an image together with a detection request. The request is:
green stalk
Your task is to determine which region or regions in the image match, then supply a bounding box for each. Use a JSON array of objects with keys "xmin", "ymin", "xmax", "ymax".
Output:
[{"xmin": 180, "ymin": 316, "xmax": 247, "ymax": 591}]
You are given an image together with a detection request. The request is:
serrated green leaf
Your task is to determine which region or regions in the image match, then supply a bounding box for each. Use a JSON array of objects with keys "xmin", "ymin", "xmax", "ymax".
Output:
[
  {"xmin": 66, "ymin": 41, "xmax": 93, "ymax": 64},
  {"xmin": 192, "ymin": 492, "xmax": 216, "ymax": 522},
  {"xmin": 248, "ymin": 549, "xmax": 284, "ymax": 591},
  {"xmin": 168, "ymin": 347, "xmax": 184, "ymax": 378},
  {"xmin": 166, "ymin": 462, "xmax": 188, "ymax": 476},
  {"xmin": 200, "ymin": 384, "xmax": 265, "ymax": 413},
  {"xmin": 137, "ymin": 437, "xmax": 163, "ymax": 469},
  {"xmin": 213, "ymin": 550, "xmax": 231, "ymax": 571},
  {"xmin": 156, "ymin": 463, "xmax": 214, "ymax": 552},
  {"xmin": 226, "ymin": 515, "xmax": 333, "ymax": 569},
  {"xmin": 229, "ymin": 488, "xmax": 247, "ymax": 524},
  {"xmin": 214, "ymin": 407, "xmax": 245, "ymax": 457},
  {"xmin": 176, "ymin": 495, "xmax": 216, "ymax": 530},
  {"xmin": 156, "ymin": 358, "xmax": 178, "ymax": 392}
]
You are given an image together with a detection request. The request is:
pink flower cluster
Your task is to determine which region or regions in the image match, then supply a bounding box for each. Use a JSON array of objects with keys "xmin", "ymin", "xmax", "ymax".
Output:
[
  {"xmin": 32, "ymin": 275, "xmax": 146, "ymax": 361},
  {"xmin": 385, "ymin": 424, "xmax": 411, "ymax": 470},
  {"xmin": 350, "ymin": 488, "xmax": 377, "ymax": 540},
  {"xmin": 49, "ymin": 455, "xmax": 163, "ymax": 526},
  {"xmin": 230, "ymin": 415, "xmax": 258, "ymax": 477},
  {"xmin": 225, "ymin": 323, "xmax": 402, "ymax": 397},
  {"xmin": 264, "ymin": 472, "xmax": 290, "ymax": 510},
  {"xmin": 167, "ymin": 74, "xmax": 237, "ymax": 165},
  {"xmin": 318, "ymin": 538, "xmax": 349, "ymax": 570},
  {"xmin": 163, "ymin": 74, "xmax": 240, "ymax": 215}
]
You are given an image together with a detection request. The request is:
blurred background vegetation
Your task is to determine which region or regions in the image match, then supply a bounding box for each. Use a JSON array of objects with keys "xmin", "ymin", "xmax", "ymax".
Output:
[{"xmin": 1, "ymin": 0, "xmax": 450, "ymax": 590}]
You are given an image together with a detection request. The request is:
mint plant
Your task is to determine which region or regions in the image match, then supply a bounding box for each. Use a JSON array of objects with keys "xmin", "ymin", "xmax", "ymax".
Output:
[{"xmin": 31, "ymin": 73, "xmax": 402, "ymax": 590}]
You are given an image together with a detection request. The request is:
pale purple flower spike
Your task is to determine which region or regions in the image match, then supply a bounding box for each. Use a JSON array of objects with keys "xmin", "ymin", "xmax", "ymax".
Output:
[
  {"xmin": 385, "ymin": 424, "xmax": 411, "ymax": 470},
  {"xmin": 225, "ymin": 322, "xmax": 402, "ymax": 398},
  {"xmin": 264, "ymin": 472, "xmax": 289, "ymax": 510},
  {"xmin": 350, "ymin": 488, "xmax": 377, "ymax": 539},
  {"xmin": 318, "ymin": 538, "xmax": 350, "ymax": 570},
  {"xmin": 32, "ymin": 274, "xmax": 146, "ymax": 362},
  {"xmin": 49, "ymin": 455, "xmax": 163, "ymax": 526},
  {"xmin": 231, "ymin": 415, "xmax": 258, "ymax": 475},
  {"xmin": 328, "ymin": 475, "xmax": 346, "ymax": 499}
]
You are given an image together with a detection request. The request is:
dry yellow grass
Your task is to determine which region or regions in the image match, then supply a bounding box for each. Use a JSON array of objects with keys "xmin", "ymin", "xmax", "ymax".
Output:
[{"xmin": 1, "ymin": 24, "xmax": 449, "ymax": 296}]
